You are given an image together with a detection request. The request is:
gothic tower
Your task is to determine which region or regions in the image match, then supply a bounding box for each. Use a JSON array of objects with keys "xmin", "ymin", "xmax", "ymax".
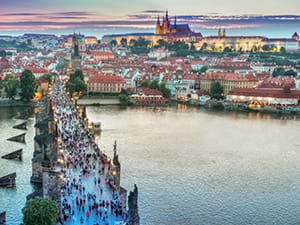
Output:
[
  {"xmin": 162, "ymin": 10, "xmax": 170, "ymax": 34},
  {"xmin": 156, "ymin": 16, "xmax": 162, "ymax": 35}
]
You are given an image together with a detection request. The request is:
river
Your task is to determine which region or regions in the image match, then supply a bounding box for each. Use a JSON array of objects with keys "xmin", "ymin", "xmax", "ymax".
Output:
[{"xmin": 0, "ymin": 105, "xmax": 300, "ymax": 225}]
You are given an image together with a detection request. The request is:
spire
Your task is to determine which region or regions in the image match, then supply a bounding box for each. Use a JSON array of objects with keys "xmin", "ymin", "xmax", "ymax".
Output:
[
  {"xmin": 113, "ymin": 140, "xmax": 117, "ymax": 158},
  {"xmin": 157, "ymin": 16, "xmax": 160, "ymax": 25},
  {"xmin": 166, "ymin": 9, "xmax": 169, "ymax": 21}
]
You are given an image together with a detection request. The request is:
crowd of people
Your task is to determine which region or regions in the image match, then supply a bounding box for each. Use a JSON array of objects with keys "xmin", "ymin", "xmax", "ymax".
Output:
[{"xmin": 51, "ymin": 77, "xmax": 126, "ymax": 225}]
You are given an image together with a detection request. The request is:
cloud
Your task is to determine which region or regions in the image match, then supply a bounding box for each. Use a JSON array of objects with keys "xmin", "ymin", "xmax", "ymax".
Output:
[
  {"xmin": 0, "ymin": 11, "xmax": 95, "ymax": 17},
  {"xmin": 141, "ymin": 10, "xmax": 165, "ymax": 14},
  {"xmin": 0, "ymin": 12, "xmax": 299, "ymax": 32}
]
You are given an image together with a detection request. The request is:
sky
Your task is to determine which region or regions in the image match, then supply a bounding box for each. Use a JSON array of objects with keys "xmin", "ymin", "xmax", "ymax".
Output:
[{"xmin": 0, "ymin": 0, "xmax": 300, "ymax": 37}]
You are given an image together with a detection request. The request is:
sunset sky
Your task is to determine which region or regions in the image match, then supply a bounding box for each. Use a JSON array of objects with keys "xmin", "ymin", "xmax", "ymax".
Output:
[{"xmin": 0, "ymin": 0, "xmax": 299, "ymax": 37}]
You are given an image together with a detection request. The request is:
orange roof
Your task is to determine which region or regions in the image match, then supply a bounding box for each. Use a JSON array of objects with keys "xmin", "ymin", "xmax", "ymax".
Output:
[{"xmin": 88, "ymin": 75, "xmax": 125, "ymax": 84}]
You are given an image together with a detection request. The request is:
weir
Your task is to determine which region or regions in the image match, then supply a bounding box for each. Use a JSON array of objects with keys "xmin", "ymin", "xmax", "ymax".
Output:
[{"xmin": 29, "ymin": 77, "xmax": 139, "ymax": 225}]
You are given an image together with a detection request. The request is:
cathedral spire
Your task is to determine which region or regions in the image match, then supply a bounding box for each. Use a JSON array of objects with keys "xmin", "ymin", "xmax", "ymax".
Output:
[
  {"xmin": 157, "ymin": 16, "xmax": 160, "ymax": 25},
  {"xmin": 166, "ymin": 9, "xmax": 169, "ymax": 21}
]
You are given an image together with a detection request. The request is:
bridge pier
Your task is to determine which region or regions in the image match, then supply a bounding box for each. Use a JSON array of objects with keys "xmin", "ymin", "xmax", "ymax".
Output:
[
  {"xmin": 7, "ymin": 133, "xmax": 26, "ymax": 144},
  {"xmin": 13, "ymin": 121, "xmax": 27, "ymax": 130},
  {"xmin": 0, "ymin": 173, "xmax": 16, "ymax": 188},
  {"xmin": 1, "ymin": 149, "xmax": 23, "ymax": 161},
  {"xmin": 0, "ymin": 211, "xmax": 5, "ymax": 225}
]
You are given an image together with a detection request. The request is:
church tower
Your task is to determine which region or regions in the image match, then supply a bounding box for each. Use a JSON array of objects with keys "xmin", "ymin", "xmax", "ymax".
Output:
[
  {"xmin": 156, "ymin": 16, "xmax": 162, "ymax": 35},
  {"xmin": 162, "ymin": 10, "xmax": 170, "ymax": 34}
]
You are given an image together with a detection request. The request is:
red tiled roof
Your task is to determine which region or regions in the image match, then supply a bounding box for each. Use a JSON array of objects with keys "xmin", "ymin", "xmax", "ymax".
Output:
[
  {"xmin": 140, "ymin": 88, "xmax": 163, "ymax": 96},
  {"xmin": 203, "ymin": 72, "xmax": 259, "ymax": 81},
  {"xmin": 88, "ymin": 75, "xmax": 125, "ymax": 84},
  {"xmin": 229, "ymin": 88, "xmax": 300, "ymax": 99}
]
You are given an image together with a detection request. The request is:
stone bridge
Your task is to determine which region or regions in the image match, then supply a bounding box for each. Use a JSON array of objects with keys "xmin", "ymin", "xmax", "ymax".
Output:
[{"xmin": 29, "ymin": 77, "xmax": 139, "ymax": 225}]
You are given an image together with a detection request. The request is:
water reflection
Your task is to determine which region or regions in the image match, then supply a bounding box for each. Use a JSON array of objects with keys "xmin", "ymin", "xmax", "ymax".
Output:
[{"xmin": 86, "ymin": 105, "xmax": 300, "ymax": 225}]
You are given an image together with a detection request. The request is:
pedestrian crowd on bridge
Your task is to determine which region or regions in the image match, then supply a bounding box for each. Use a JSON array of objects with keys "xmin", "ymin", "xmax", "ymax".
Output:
[{"xmin": 51, "ymin": 78, "xmax": 127, "ymax": 225}]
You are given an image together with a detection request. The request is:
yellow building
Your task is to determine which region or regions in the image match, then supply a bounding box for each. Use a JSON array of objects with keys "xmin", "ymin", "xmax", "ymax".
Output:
[{"xmin": 200, "ymin": 72, "xmax": 260, "ymax": 95}]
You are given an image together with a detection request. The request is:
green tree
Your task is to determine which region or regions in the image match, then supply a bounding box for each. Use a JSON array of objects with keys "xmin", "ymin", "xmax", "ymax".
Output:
[
  {"xmin": 284, "ymin": 69, "xmax": 297, "ymax": 77},
  {"xmin": 5, "ymin": 78, "xmax": 19, "ymax": 99},
  {"xmin": 262, "ymin": 44, "xmax": 271, "ymax": 52},
  {"xmin": 140, "ymin": 80, "xmax": 151, "ymax": 88},
  {"xmin": 159, "ymin": 83, "xmax": 170, "ymax": 98},
  {"xmin": 149, "ymin": 80, "xmax": 159, "ymax": 90},
  {"xmin": 223, "ymin": 46, "xmax": 233, "ymax": 53},
  {"xmin": 200, "ymin": 42, "xmax": 208, "ymax": 52},
  {"xmin": 210, "ymin": 81, "xmax": 224, "ymax": 99},
  {"xmin": 120, "ymin": 38, "xmax": 128, "ymax": 47},
  {"xmin": 66, "ymin": 70, "xmax": 86, "ymax": 96},
  {"xmin": 110, "ymin": 40, "xmax": 117, "ymax": 46},
  {"xmin": 129, "ymin": 39, "xmax": 137, "ymax": 46},
  {"xmin": 199, "ymin": 65, "xmax": 209, "ymax": 73},
  {"xmin": 119, "ymin": 94, "xmax": 129, "ymax": 106},
  {"xmin": 120, "ymin": 88, "xmax": 128, "ymax": 96},
  {"xmin": 156, "ymin": 39, "xmax": 167, "ymax": 48},
  {"xmin": 280, "ymin": 47, "xmax": 286, "ymax": 54},
  {"xmin": 20, "ymin": 70, "xmax": 37, "ymax": 101},
  {"xmin": 272, "ymin": 67, "xmax": 285, "ymax": 77},
  {"xmin": 41, "ymin": 74, "xmax": 53, "ymax": 83},
  {"xmin": 22, "ymin": 197, "xmax": 58, "ymax": 225}
]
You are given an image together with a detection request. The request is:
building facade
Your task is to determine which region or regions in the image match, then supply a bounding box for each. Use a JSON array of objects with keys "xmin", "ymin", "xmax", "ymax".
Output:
[
  {"xmin": 87, "ymin": 75, "xmax": 126, "ymax": 93},
  {"xmin": 200, "ymin": 72, "xmax": 260, "ymax": 95}
]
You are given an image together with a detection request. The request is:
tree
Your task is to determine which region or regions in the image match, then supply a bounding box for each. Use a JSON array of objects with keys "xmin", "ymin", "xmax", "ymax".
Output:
[
  {"xmin": 262, "ymin": 44, "xmax": 271, "ymax": 52},
  {"xmin": 129, "ymin": 39, "xmax": 137, "ymax": 46},
  {"xmin": 5, "ymin": 78, "xmax": 19, "ymax": 99},
  {"xmin": 66, "ymin": 70, "xmax": 86, "ymax": 96},
  {"xmin": 200, "ymin": 42, "xmax": 208, "ymax": 52},
  {"xmin": 272, "ymin": 67, "xmax": 285, "ymax": 77},
  {"xmin": 210, "ymin": 81, "xmax": 224, "ymax": 99},
  {"xmin": 223, "ymin": 47, "xmax": 233, "ymax": 53},
  {"xmin": 149, "ymin": 80, "xmax": 159, "ymax": 90},
  {"xmin": 159, "ymin": 83, "xmax": 170, "ymax": 98},
  {"xmin": 280, "ymin": 47, "xmax": 286, "ymax": 54},
  {"xmin": 22, "ymin": 197, "xmax": 58, "ymax": 225},
  {"xmin": 110, "ymin": 40, "xmax": 117, "ymax": 47},
  {"xmin": 140, "ymin": 80, "xmax": 151, "ymax": 88},
  {"xmin": 119, "ymin": 94, "xmax": 129, "ymax": 106},
  {"xmin": 41, "ymin": 74, "xmax": 53, "ymax": 83},
  {"xmin": 20, "ymin": 70, "xmax": 37, "ymax": 101},
  {"xmin": 284, "ymin": 69, "xmax": 297, "ymax": 77},
  {"xmin": 120, "ymin": 38, "xmax": 128, "ymax": 47},
  {"xmin": 199, "ymin": 65, "xmax": 209, "ymax": 73},
  {"xmin": 156, "ymin": 39, "xmax": 167, "ymax": 48}
]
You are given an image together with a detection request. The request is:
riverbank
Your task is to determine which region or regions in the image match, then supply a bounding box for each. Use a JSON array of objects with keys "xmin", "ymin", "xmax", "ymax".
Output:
[
  {"xmin": 170, "ymin": 99, "xmax": 300, "ymax": 115},
  {"xmin": 205, "ymin": 100, "xmax": 300, "ymax": 115},
  {"xmin": 77, "ymin": 98, "xmax": 121, "ymax": 106},
  {"xmin": 0, "ymin": 99, "xmax": 35, "ymax": 107}
]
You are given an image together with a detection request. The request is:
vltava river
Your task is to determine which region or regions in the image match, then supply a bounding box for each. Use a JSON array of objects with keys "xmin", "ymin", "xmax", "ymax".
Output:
[
  {"xmin": 87, "ymin": 105, "xmax": 300, "ymax": 225},
  {"xmin": 0, "ymin": 105, "xmax": 300, "ymax": 225}
]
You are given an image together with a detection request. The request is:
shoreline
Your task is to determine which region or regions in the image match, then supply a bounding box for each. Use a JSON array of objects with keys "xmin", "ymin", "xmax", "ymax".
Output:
[
  {"xmin": 81, "ymin": 97, "xmax": 300, "ymax": 116},
  {"xmin": 0, "ymin": 100, "xmax": 35, "ymax": 108}
]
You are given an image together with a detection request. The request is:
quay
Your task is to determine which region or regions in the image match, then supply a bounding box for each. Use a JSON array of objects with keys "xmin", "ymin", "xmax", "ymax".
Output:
[{"xmin": 29, "ymin": 76, "xmax": 139, "ymax": 225}]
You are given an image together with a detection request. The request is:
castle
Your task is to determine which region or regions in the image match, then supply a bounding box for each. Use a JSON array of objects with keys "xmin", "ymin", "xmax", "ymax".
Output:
[
  {"xmin": 102, "ymin": 11, "xmax": 300, "ymax": 52},
  {"xmin": 155, "ymin": 10, "xmax": 201, "ymax": 38}
]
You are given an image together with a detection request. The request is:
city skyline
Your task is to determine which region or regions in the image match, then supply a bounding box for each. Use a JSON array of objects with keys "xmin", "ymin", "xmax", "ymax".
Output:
[{"xmin": 0, "ymin": 0, "xmax": 300, "ymax": 36}]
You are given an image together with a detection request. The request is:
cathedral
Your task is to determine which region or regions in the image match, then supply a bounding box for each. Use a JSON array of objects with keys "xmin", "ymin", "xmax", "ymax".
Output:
[{"xmin": 156, "ymin": 10, "xmax": 202, "ymax": 38}]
